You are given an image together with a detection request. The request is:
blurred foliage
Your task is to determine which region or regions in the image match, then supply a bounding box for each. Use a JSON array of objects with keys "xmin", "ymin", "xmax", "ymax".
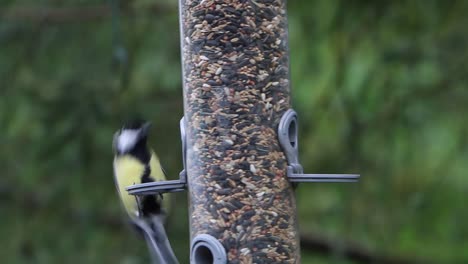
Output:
[{"xmin": 0, "ymin": 0, "xmax": 467, "ymax": 263}]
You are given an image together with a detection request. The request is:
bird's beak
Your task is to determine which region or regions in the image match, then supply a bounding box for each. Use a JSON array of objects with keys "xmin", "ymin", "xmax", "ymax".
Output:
[{"xmin": 139, "ymin": 122, "xmax": 152, "ymax": 138}]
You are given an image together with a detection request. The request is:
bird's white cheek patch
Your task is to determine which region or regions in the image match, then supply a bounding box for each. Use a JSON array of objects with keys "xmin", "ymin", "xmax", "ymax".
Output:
[{"xmin": 118, "ymin": 130, "xmax": 139, "ymax": 153}]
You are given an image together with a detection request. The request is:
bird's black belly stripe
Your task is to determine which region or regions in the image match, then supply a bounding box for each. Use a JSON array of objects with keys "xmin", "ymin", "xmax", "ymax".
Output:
[
  {"xmin": 140, "ymin": 164, "xmax": 162, "ymax": 216},
  {"xmin": 141, "ymin": 195, "xmax": 162, "ymax": 216},
  {"xmin": 141, "ymin": 164, "xmax": 153, "ymax": 183}
]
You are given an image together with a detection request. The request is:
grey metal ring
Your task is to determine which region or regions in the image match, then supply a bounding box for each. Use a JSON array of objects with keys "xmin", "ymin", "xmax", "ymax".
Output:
[
  {"xmin": 190, "ymin": 234, "xmax": 227, "ymax": 264},
  {"xmin": 278, "ymin": 109, "xmax": 299, "ymax": 165}
]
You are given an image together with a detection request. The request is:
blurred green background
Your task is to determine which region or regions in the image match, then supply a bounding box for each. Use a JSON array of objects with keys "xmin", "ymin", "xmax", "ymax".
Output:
[{"xmin": 1, "ymin": 0, "xmax": 467, "ymax": 263}]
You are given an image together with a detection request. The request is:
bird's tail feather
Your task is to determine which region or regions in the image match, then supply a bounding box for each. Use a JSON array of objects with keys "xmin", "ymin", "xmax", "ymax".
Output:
[
  {"xmin": 149, "ymin": 215, "xmax": 179, "ymax": 264},
  {"xmin": 130, "ymin": 217, "xmax": 179, "ymax": 264}
]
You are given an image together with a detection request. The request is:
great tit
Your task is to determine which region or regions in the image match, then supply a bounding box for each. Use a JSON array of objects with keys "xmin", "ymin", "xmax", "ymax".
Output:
[
  {"xmin": 113, "ymin": 120, "xmax": 178, "ymax": 264},
  {"xmin": 113, "ymin": 121, "xmax": 167, "ymax": 218}
]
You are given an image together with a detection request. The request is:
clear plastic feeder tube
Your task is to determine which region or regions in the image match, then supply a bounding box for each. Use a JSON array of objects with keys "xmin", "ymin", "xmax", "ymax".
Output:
[{"xmin": 179, "ymin": 0, "xmax": 300, "ymax": 263}]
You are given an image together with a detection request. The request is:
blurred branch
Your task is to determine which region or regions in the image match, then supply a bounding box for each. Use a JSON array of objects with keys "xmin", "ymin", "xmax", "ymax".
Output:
[
  {"xmin": 0, "ymin": 4, "xmax": 172, "ymax": 23},
  {"xmin": 0, "ymin": 6, "xmax": 110, "ymax": 22},
  {"xmin": 300, "ymin": 232, "xmax": 431, "ymax": 264}
]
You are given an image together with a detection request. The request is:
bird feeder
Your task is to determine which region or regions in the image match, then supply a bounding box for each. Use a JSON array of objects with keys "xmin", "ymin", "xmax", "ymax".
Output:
[{"xmin": 126, "ymin": 0, "xmax": 359, "ymax": 263}]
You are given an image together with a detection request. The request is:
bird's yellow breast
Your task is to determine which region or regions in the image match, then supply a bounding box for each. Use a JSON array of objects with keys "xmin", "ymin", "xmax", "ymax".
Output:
[{"xmin": 113, "ymin": 155, "xmax": 146, "ymax": 217}]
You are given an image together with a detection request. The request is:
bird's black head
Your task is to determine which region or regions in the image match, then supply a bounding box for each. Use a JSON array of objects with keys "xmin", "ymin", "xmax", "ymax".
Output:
[{"xmin": 113, "ymin": 120, "xmax": 152, "ymax": 157}]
